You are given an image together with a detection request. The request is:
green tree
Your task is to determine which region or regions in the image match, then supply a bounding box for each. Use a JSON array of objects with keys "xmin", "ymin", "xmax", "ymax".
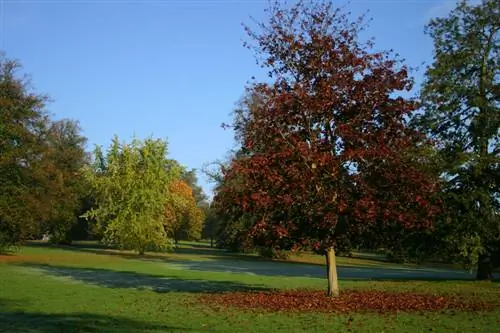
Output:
[
  {"xmin": 202, "ymin": 206, "xmax": 219, "ymax": 247},
  {"xmin": 0, "ymin": 54, "xmax": 49, "ymax": 249},
  {"xmin": 204, "ymin": 153, "xmax": 255, "ymax": 252},
  {"xmin": 83, "ymin": 136, "xmax": 180, "ymax": 255},
  {"xmin": 39, "ymin": 119, "xmax": 89, "ymax": 244},
  {"xmin": 412, "ymin": 0, "xmax": 499, "ymax": 279}
]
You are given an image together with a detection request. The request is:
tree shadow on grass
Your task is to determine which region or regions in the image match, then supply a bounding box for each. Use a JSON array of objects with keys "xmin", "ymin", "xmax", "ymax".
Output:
[
  {"xmin": 0, "ymin": 298, "xmax": 187, "ymax": 333},
  {"xmin": 18, "ymin": 263, "xmax": 269, "ymax": 293},
  {"xmin": 0, "ymin": 309, "xmax": 194, "ymax": 333}
]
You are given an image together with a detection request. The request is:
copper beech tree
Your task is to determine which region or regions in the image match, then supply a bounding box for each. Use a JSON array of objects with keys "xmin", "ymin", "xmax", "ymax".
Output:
[{"xmin": 214, "ymin": 1, "xmax": 441, "ymax": 297}]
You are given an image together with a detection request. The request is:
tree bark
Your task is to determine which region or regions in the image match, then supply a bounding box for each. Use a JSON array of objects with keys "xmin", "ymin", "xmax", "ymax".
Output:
[
  {"xmin": 476, "ymin": 254, "xmax": 493, "ymax": 280},
  {"xmin": 325, "ymin": 247, "xmax": 340, "ymax": 297}
]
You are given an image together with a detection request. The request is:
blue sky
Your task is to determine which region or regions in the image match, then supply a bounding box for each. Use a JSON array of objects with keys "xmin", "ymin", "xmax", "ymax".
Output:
[{"xmin": 1, "ymin": 0, "xmax": 466, "ymax": 197}]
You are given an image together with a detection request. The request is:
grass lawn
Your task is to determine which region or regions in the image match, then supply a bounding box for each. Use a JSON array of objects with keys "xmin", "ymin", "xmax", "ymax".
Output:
[{"xmin": 0, "ymin": 242, "xmax": 499, "ymax": 333}]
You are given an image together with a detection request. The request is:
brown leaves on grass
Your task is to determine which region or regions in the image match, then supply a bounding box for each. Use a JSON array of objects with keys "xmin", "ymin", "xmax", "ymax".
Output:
[
  {"xmin": 0, "ymin": 255, "xmax": 33, "ymax": 263},
  {"xmin": 199, "ymin": 289, "xmax": 494, "ymax": 314}
]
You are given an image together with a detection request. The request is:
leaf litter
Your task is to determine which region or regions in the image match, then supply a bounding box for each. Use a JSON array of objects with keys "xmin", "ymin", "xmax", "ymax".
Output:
[{"xmin": 199, "ymin": 289, "xmax": 495, "ymax": 314}]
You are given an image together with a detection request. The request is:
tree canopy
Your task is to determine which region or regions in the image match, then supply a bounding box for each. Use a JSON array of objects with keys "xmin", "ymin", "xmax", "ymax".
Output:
[
  {"xmin": 83, "ymin": 136, "xmax": 180, "ymax": 254},
  {"xmin": 37, "ymin": 119, "xmax": 89, "ymax": 244},
  {"xmin": 214, "ymin": 0, "xmax": 442, "ymax": 296},
  {"xmin": 0, "ymin": 55, "xmax": 50, "ymax": 248},
  {"xmin": 165, "ymin": 179, "xmax": 205, "ymax": 244},
  {"xmin": 411, "ymin": 0, "xmax": 499, "ymax": 279}
]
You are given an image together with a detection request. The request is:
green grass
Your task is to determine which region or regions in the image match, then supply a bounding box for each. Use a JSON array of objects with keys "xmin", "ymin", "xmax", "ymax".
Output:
[{"xmin": 0, "ymin": 242, "xmax": 499, "ymax": 333}]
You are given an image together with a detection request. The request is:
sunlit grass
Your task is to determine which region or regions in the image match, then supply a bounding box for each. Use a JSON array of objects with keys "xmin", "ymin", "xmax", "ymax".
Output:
[{"xmin": 0, "ymin": 242, "xmax": 498, "ymax": 333}]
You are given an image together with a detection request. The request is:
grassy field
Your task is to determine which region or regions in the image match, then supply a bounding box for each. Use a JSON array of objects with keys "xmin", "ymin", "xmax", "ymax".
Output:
[{"xmin": 1, "ymin": 242, "xmax": 499, "ymax": 333}]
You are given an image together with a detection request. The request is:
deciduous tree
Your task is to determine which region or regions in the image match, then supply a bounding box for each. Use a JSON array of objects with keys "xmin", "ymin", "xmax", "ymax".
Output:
[
  {"xmin": 0, "ymin": 54, "xmax": 49, "ymax": 249},
  {"xmin": 38, "ymin": 119, "xmax": 89, "ymax": 244},
  {"xmin": 164, "ymin": 180, "xmax": 204, "ymax": 243},
  {"xmin": 181, "ymin": 168, "xmax": 208, "ymax": 207},
  {"xmin": 202, "ymin": 205, "xmax": 219, "ymax": 248},
  {"xmin": 209, "ymin": 152, "xmax": 257, "ymax": 253},
  {"xmin": 215, "ymin": 0, "xmax": 441, "ymax": 296},
  {"xmin": 412, "ymin": 0, "xmax": 499, "ymax": 280},
  {"xmin": 83, "ymin": 136, "xmax": 179, "ymax": 255}
]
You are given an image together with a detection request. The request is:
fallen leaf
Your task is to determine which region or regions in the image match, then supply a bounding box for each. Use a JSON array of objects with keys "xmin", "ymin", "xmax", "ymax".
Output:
[{"xmin": 197, "ymin": 289, "xmax": 495, "ymax": 314}]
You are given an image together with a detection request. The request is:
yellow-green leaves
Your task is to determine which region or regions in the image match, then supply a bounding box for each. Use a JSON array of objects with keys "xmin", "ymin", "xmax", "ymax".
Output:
[{"xmin": 83, "ymin": 136, "xmax": 176, "ymax": 254}]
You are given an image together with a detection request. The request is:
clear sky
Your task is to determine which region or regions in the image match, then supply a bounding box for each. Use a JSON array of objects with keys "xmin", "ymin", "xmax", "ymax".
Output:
[{"xmin": 1, "ymin": 0, "xmax": 469, "ymax": 198}]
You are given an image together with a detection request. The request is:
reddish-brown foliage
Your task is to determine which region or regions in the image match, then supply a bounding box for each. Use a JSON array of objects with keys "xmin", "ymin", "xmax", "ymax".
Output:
[
  {"xmin": 199, "ymin": 290, "xmax": 494, "ymax": 314},
  {"xmin": 0, "ymin": 255, "xmax": 26, "ymax": 263},
  {"xmin": 214, "ymin": 0, "xmax": 441, "ymax": 255},
  {"xmin": 0, "ymin": 254, "xmax": 56, "ymax": 263}
]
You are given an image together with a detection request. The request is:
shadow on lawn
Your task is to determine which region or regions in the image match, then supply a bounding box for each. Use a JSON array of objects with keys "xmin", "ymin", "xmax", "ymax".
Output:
[
  {"xmin": 0, "ymin": 308, "xmax": 194, "ymax": 333},
  {"xmin": 0, "ymin": 298, "xmax": 188, "ymax": 333},
  {"xmin": 18, "ymin": 263, "xmax": 269, "ymax": 293}
]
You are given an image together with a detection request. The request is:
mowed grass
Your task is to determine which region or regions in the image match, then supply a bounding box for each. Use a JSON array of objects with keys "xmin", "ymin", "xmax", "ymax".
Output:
[{"xmin": 0, "ymin": 242, "xmax": 499, "ymax": 333}]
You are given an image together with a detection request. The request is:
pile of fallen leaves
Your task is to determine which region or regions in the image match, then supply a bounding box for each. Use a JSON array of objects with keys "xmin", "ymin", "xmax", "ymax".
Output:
[{"xmin": 199, "ymin": 290, "xmax": 494, "ymax": 314}]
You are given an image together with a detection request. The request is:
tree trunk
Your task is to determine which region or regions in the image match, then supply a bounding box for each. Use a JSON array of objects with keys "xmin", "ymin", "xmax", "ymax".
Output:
[
  {"xmin": 210, "ymin": 236, "xmax": 214, "ymax": 248},
  {"xmin": 325, "ymin": 247, "xmax": 339, "ymax": 297},
  {"xmin": 476, "ymin": 254, "xmax": 493, "ymax": 280}
]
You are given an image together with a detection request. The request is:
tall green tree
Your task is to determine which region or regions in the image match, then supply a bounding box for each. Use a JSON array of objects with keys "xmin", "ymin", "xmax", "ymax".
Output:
[
  {"xmin": 83, "ymin": 136, "xmax": 180, "ymax": 255},
  {"xmin": 201, "ymin": 205, "xmax": 219, "ymax": 248},
  {"xmin": 38, "ymin": 119, "xmax": 89, "ymax": 244},
  {"xmin": 0, "ymin": 54, "xmax": 49, "ymax": 249},
  {"xmin": 412, "ymin": 0, "xmax": 499, "ymax": 279}
]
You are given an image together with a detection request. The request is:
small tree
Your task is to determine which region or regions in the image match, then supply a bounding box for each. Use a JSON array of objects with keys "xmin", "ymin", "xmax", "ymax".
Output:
[
  {"xmin": 165, "ymin": 180, "xmax": 204, "ymax": 243},
  {"xmin": 202, "ymin": 205, "xmax": 223, "ymax": 248},
  {"xmin": 215, "ymin": 1, "xmax": 441, "ymax": 296},
  {"xmin": 83, "ymin": 136, "xmax": 179, "ymax": 255}
]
